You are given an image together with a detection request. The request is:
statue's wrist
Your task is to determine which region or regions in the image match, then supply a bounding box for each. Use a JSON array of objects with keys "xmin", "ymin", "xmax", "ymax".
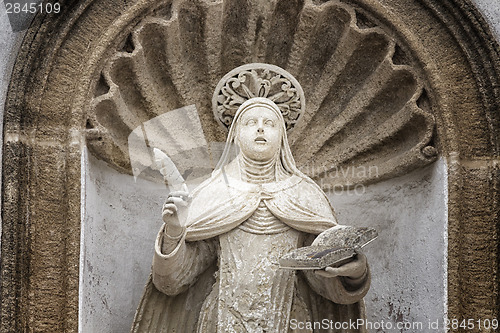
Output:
[
  {"xmin": 343, "ymin": 266, "xmax": 368, "ymax": 285},
  {"xmin": 164, "ymin": 224, "xmax": 185, "ymax": 239}
]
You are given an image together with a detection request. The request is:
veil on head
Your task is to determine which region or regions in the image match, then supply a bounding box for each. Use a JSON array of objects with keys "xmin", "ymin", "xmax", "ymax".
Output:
[
  {"xmin": 214, "ymin": 97, "xmax": 305, "ymax": 180},
  {"xmin": 211, "ymin": 63, "xmax": 308, "ymax": 181}
]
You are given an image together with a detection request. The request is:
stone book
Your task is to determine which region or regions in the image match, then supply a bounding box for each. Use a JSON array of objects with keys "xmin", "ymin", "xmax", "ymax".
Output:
[{"xmin": 279, "ymin": 226, "xmax": 378, "ymax": 270}]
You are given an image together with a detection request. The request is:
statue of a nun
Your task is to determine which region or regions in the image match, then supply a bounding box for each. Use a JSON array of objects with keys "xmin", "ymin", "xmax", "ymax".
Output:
[{"xmin": 131, "ymin": 66, "xmax": 371, "ymax": 333}]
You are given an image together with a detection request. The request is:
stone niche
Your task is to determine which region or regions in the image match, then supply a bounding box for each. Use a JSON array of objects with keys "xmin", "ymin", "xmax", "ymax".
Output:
[{"xmin": 1, "ymin": 0, "xmax": 499, "ymax": 332}]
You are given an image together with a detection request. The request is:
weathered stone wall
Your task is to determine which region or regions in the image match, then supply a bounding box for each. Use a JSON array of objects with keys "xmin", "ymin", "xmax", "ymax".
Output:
[{"xmin": 0, "ymin": 7, "xmax": 25, "ymax": 254}]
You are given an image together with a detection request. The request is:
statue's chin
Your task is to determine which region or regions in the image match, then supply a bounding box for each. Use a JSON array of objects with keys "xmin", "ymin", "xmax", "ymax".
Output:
[{"xmin": 240, "ymin": 147, "xmax": 277, "ymax": 161}]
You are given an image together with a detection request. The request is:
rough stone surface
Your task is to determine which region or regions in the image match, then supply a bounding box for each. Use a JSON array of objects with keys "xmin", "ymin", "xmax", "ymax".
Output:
[
  {"xmin": 446, "ymin": 154, "xmax": 499, "ymax": 322},
  {"xmin": 0, "ymin": 4, "xmax": 25, "ymax": 255},
  {"xmin": 87, "ymin": 1, "xmax": 438, "ymax": 187}
]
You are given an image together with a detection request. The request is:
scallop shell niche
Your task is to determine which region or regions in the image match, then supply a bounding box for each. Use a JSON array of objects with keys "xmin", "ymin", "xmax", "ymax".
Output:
[{"xmin": 86, "ymin": 0, "xmax": 437, "ymax": 189}]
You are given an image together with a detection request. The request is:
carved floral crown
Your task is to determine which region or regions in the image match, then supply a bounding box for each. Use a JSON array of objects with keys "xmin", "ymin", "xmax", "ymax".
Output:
[{"xmin": 212, "ymin": 63, "xmax": 305, "ymax": 131}]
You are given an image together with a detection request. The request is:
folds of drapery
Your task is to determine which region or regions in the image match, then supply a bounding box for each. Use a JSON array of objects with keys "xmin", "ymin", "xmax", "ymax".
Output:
[
  {"xmin": 131, "ymin": 172, "xmax": 370, "ymax": 333},
  {"xmin": 184, "ymin": 172, "xmax": 337, "ymax": 241}
]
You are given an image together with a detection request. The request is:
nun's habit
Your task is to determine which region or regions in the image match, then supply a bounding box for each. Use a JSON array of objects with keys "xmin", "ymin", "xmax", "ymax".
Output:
[{"xmin": 131, "ymin": 98, "xmax": 370, "ymax": 333}]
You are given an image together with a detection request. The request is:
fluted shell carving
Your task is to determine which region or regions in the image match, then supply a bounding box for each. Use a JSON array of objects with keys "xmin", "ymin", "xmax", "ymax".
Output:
[{"xmin": 86, "ymin": 0, "xmax": 437, "ymax": 188}]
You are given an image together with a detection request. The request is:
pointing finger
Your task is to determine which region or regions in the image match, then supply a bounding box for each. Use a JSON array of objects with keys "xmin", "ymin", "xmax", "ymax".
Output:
[
  {"xmin": 163, "ymin": 203, "xmax": 177, "ymax": 212},
  {"xmin": 162, "ymin": 209, "xmax": 174, "ymax": 216},
  {"xmin": 166, "ymin": 197, "xmax": 188, "ymax": 206},
  {"xmin": 168, "ymin": 190, "xmax": 189, "ymax": 198}
]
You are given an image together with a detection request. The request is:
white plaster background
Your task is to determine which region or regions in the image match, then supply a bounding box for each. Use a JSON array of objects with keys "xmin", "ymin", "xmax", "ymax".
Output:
[
  {"xmin": 80, "ymin": 151, "xmax": 166, "ymax": 332},
  {"xmin": 0, "ymin": 1, "xmax": 498, "ymax": 332},
  {"xmin": 331, "ymin": 160, "xmax": 447, "ymax": 331},
  {"xmin": 474, "ymin": 0, "xmax": 500, "ymax": 40}
]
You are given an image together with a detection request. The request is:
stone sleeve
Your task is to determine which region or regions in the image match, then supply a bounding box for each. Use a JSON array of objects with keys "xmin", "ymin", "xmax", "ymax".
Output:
[{"xmin": 152, "ymin": 224, "xmax": 217, "ymax": 296}]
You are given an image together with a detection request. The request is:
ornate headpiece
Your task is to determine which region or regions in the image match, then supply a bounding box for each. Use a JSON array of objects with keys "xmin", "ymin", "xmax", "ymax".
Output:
[{"xmin": 212, "ymin": 63, "xmax": 305, "ymax": 131}]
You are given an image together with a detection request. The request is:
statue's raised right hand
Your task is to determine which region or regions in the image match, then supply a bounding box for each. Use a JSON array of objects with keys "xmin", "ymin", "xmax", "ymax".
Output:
[{"xmin": 162, "ymin": 184, "xmax": 190, "ymax": 237}]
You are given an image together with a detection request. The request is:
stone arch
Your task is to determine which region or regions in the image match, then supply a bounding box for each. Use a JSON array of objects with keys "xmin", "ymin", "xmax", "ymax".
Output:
[{"xmin": 1, "ymin": 0, "xmax": 498, "ymax": 331}]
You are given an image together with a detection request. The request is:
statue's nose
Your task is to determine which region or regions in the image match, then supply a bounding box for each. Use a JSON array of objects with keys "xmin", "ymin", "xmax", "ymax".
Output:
[{"xmin": 257, "ymin": 119, "xmax": 264, "ymax": 133}]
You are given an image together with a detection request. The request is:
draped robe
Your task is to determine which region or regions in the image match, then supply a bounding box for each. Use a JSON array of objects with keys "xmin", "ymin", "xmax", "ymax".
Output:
[{"xmin": 131, "ymin": 168, "xmax": 370, "ymax": 332}]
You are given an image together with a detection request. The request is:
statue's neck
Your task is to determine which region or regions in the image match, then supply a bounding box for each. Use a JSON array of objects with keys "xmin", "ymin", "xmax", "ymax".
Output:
[{"xmin": 238, "ymin": 153, "xmax": 277, "ymax": 184}]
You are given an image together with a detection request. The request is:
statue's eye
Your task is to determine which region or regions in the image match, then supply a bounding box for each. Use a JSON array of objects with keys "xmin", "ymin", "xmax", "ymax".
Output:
[
  {"xmin": 246, "ymin": 119, "xmax": 256, "ymax": 126},
  {"xmin": 265, "ymin": 120, "xmax": 275, "ymax": 127}
]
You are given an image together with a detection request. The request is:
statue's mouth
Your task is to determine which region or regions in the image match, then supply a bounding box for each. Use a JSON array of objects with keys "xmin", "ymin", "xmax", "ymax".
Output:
[{"xmin": 255, "ymin": 136, "xmax": 267, "ymax": 143}]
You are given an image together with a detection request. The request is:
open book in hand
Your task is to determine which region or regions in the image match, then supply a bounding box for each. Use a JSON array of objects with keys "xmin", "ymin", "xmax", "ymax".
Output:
[{"xmin": 279, "ymin": 225, "xmax": 378, "ymax": 270}]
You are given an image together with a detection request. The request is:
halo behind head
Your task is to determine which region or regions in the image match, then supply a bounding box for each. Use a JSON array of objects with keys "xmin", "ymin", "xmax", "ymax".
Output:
[{"xmin": 212, "ymin": 63, "xmax": 305, "ymax": 132}]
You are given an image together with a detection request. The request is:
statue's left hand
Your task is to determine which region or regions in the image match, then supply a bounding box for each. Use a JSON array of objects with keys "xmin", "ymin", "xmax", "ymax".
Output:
[{"xmin": 314, "ymin": 252, "xmax": 367, "ymax": 279}]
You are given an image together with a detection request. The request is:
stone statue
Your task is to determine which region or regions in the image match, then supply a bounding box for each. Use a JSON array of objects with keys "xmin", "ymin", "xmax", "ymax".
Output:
[{"xmin": 131, "ymin": 66, "xmax": 371, "ymax": 333}]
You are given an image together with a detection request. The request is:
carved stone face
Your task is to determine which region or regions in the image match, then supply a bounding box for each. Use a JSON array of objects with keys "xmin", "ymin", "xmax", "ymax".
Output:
[{"xmin": 235, "ymin": 106, "xmax": 282, "ymax": 161}]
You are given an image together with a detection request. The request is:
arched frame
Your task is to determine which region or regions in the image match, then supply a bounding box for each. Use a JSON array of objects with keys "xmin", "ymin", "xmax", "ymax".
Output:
[{"xmin": 1, "ymin": 0, "xmax": 498, "ymax": 331}]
